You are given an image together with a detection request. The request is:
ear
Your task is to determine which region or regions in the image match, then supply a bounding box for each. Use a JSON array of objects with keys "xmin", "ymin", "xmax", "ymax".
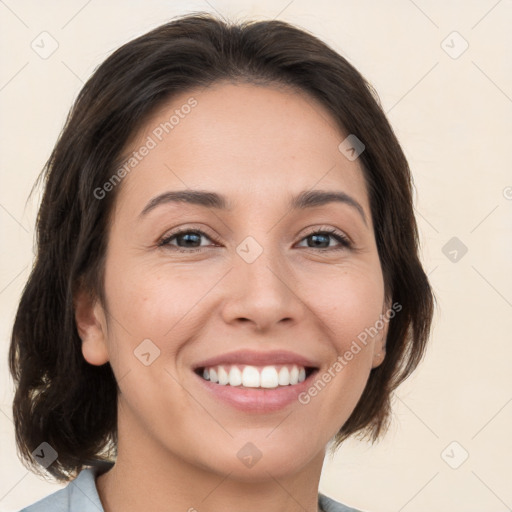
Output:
[
  {"xmin": 371, "ymin": 298, "xmax": 392, "ymax": 369},
  {"xmin": 74, "ymin": 284, "xmax": 110, "ymax": 366}
]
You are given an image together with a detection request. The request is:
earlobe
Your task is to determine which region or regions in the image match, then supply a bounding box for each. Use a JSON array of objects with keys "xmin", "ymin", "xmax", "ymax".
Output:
[
  {"xmin": 372, "ymin": 348, "xmax": 386, "ymax": 368},
  {"xmin": 74, "ymin": 286, "xmax": 110, "ymax": 366}
]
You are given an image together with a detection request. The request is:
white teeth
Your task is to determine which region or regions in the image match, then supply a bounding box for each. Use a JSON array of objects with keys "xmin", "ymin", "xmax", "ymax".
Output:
[
  {"xmin": 278, "ymin": 366, "xmax": 290, "ymax": 385},
  {"xmin": 242, "ymin": 366, "xmax": 260, "ymax": 387},
  {"xmin": 200, "ymin": 364, "xmax": 310, "ymax": 388},
  {"xmin": 218, "ymin": 365, "xmax": 229, "ymax": 385},
  {"xmin": 260, "ymin": 366, "xmax": 279, "ymax": 388},
  {"xmin": 289, "ymin": 365, "xmax": 299, "ymax": 385},
  {"xmin": 229, "ymin": 366, "xmax": 243, "ymax": 386}
]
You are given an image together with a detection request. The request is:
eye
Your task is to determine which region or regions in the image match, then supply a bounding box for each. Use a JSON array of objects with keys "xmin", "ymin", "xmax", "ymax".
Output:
[
  {"xmin": 157, "ymin": 228, "xmax": 218, "ymax": 251},
  {"xmin": 296, "ymin": 227, "xmax": 352, "ymax": 251},
  {"xmin": 157, "ymin": 226, "xmax": 352, "ymax": 253}
]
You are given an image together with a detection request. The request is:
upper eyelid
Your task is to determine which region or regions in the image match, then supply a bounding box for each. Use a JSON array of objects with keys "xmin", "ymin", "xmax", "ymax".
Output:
[{"xmin": 161, "ymin": 225, "xmax": 218, "ymax": 242}]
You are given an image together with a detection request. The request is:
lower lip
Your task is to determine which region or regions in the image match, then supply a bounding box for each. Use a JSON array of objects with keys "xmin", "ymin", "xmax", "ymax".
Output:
[{"xmin": 193, "ymin": 370, "xmax": 318, "ymax": 413}]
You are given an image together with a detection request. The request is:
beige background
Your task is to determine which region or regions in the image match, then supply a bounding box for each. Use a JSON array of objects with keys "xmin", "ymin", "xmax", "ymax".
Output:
[{"xmin": 1, "ymin": 1, "xmax": 511, "ymax": 511}]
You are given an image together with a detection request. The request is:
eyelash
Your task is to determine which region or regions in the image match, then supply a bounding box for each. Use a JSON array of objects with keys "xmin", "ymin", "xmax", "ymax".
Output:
[{"xmin": 157, "ymin": 226, "xmax": 353, "ymax": 253}]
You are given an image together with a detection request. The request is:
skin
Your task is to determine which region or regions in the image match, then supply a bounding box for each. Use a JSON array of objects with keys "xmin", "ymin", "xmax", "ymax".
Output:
[{"xmin": 75, "ymin": 82, "xmax": 389, "ymax": 512}]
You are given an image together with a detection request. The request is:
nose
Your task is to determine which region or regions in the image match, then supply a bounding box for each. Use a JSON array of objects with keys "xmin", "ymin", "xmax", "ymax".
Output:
[{"xmin": 220, "ymin": 243, "xmax": 306, "ymax": 333}]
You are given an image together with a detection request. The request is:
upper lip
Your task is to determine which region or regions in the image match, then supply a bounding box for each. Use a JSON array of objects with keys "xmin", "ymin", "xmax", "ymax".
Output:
[{"xmin": 192, "ymin": 349, "xmax": 320, "ymax": 369}]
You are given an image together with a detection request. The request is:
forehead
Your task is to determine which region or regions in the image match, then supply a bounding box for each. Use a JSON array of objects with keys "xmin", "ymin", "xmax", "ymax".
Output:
[{"xmin": 114, "ymin": 82, "xmax": 370, "ymax": 219}]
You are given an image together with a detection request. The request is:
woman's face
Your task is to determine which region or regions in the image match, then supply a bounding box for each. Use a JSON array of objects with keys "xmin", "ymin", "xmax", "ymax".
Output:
[{"xmin": 80, "ymin": 82, "xmax": 388, "ymax": 480}]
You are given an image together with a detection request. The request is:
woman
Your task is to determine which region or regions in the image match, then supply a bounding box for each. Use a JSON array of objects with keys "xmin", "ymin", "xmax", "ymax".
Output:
[{"xmin": 9, "ymin": 12, "xmax": 435, "ymax": 512}]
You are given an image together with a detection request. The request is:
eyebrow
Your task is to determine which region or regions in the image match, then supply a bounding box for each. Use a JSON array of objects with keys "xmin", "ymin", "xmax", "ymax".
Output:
[{"xmin": 139, "ymin": 189, "xmax": 368, "ymax": 226}]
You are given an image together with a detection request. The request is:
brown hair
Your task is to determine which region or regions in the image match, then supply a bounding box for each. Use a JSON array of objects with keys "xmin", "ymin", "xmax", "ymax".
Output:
[{"xmin": 9, "ymin": 12, "xmax": 435, "ymax": 482}]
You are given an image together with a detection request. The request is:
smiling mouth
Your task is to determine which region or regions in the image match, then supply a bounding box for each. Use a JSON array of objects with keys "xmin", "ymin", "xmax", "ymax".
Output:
[{"xmin": 194, "ymin": 364, "xmax": 318, "ymax": 389}]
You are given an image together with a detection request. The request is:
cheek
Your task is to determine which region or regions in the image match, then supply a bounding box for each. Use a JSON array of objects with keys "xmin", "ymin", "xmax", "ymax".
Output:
[
  {"xmin": 114, "ymin": 359, "xmax": 195, "ymax": 450},
  {"xmin": 304, "ymin": 265, "xmax": 385, "ymax": 352},
  {"xmin": 104, "ymin": 257, "xmax": 210, "ymax": 338},
  {"xmin": 101, "ymin": 258, "xmax": 225, "ymax": 389},
  {"xmin": 298, "ymin": 265, "xmax": 384, "ymax": 412}
]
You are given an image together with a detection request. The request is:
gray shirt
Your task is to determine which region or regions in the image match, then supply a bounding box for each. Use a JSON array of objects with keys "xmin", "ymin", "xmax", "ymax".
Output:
[{"xmin": 19, "ymin": 462, "xmax": 363, "ymax": 512}]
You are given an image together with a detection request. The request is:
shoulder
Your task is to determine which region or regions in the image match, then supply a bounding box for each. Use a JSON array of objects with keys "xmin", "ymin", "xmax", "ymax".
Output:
[
  {"xmin": 18, "ymin": 484, "xmax": 70, "ymax": 512},
  {"xmin": 319, "ymin": 492, "xmax": 366, "ymax": 512},
  {"xmin": 18, "ymin": 462, "xmax": 114, "ymax": 512}
]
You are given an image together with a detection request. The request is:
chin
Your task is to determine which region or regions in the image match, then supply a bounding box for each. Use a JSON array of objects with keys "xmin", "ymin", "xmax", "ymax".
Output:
[{"xmin": 204, "ymin": 438, "xmax": 322, "ymax": 482}]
